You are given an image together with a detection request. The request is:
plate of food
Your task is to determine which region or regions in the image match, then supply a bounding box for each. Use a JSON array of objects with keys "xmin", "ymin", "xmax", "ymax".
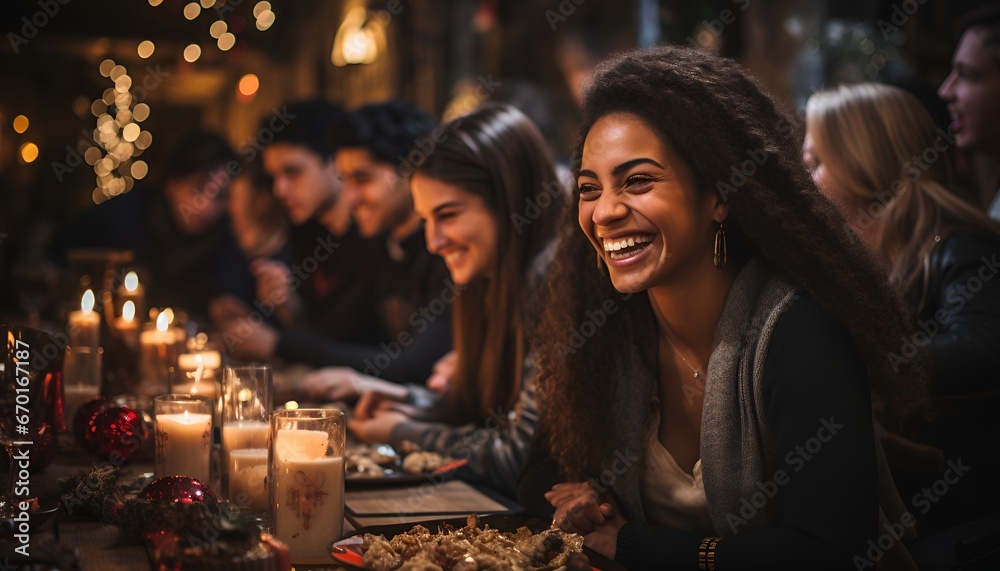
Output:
[
  {"xmin": 346, "ymin": 442, "xmax": 467, "ymax": 487},
  {"xmin": 329, "ymin": 513, "xmax": 625, "ymax": 571}
]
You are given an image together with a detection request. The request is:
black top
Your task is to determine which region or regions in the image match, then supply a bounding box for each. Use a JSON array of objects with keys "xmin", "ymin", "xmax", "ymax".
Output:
[
  {"xmin": 519, "ymin": 294, "xmax": 880, "ymax": 570},
  {"xmin": 283, "ymin": 220, "xmax": 385, "ymax": 345},
  {"xmin": 275, "ymin": 227, "xmax": 453, "ymax": 385},
  {"xmin": 906, "ymin": 231, "xmax": 1000, "ymax": 531},
  {"xmin": 48, "ymin": 187, "xmax": 255, "ymax": 321}
]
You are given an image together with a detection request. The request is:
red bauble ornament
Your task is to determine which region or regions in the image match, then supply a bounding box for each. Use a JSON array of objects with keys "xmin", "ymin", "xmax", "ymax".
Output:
[
  {"xmin": 74, "ymin": 397, "xmax": 112, "ymax": 446},
  {"xmin": 142, "ymin": 476, "xmax": 216, "ymax": 505},
  {"xmin": 86, "ymin": 406, "xmax": 148, "ymax": 461}
]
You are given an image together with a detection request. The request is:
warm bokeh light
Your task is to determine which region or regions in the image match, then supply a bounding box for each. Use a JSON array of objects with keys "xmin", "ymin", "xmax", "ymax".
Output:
[
  {"xmin": 19, "ymin": 142, "xmax": 39, "ymax": 163},
  {"xmin": 237, "ymin": 74, "xmax": 259, "ymax": 96},
  {"xmin": 218, "ymin": 32, "xmax": 236, "ymax": 51},
  {"xmin": 156, "ymin": 311, "xmax": 169, "ymax": 332},
  {"xmin": 84, "ymin": 147, "xmax": 101, "ymax": 165},
  {"xmin": 123, "ymin": 300, "xmax": 136, "ymax": 322},
  {"xmin": 256, "ymin": 9, "xmax": 275, "ymax": 31},
  {"xmin": 99, "ymin": 59, "xmax": 115, "ymax": 77},
  {"xmin": 13, "ymin": 115, "xmax": 29, "ymax": 133},
  {"xmin": 148, "ymin": 0, "xmax": 163, "ymax": 6},
  {"xmin": 137, "ymin": 40, "xmax": 155, "ymax": 58},
  {"xmin": 81, "ymin": 290, "xmax": 96, "ymax": 313},
  {"xmin": 209, "ymin": 20, "xmax": 227, "ymax": 38},
  {"xmin": 162, "ymin": 307, "xmax": 175, "ymax": 324},
  {"xmin": 110, "ymin": 65, "xmax": 126, "ymax": 81},
  {"xmin": 122, "ymin": 123, "xmax": 140, "ymax": 142},
  {"xmin": 200, "ymin": 0, "xmax": 215, "ymax": 8},
  {"xmin": 114, "ymin": 75, "xmax": 132, "ymax": 93},
  {"xmin": 253, "ymin": 1, "xmax": 271, "ymax": 18},
  {"xmin": 133, "ymin": 103, "xmax": 150, "ymax": 122},
  {"xmin": 183, "ymin": 44, "xmax": 202, "ymax": 62},
  {"xmin": 183, "ymin": 2, "xmax": 201, "ymax": 20},
  {"xmin": 131, "ymin": 160, "xmax": 149, "ymax": 179},
  {"xmin": 135, "ymin": 131, "xmax": 153, "ymax": 150},
  {"xmin": 284, "ymin": 400, "xmax": 299, "ymax": 411}
]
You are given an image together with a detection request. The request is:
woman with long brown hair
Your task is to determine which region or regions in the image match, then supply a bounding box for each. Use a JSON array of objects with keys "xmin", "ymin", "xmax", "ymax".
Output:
[
  {"xmin": 302, "ymin": 103, "xmax": 566, "ymax": 497},
  {"xmin": 805, "ymin": 82, "xmax": 1000, "ymax": 531},
  {"xmin": 519, "ymin": 46, "xmax": 926, "ymax": 569}
]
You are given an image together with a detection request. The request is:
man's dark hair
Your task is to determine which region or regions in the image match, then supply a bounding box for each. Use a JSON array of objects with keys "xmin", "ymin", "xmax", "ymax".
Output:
[
  {"xmin": 264, "ymin": 100, "xmax": 347, "ymax": 160},
  {"xmin": 960, "ymin": 3, "xmax": 1000, "ymax": 62},
  {"xmin": 339, "ymin": 99, "xmax": 437, "ymax": 166},
  {"xmin": 165, "ymin": 131, "xmax": 236, "ymax": 180}
]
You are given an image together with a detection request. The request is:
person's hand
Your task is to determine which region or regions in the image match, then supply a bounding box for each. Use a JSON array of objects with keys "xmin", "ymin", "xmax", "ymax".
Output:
[
  {"xmin": 353, "ymin": 386, "xmax": 412, "ymax": 420},
  {"xmin": 547, "ymin": 482, "xmax": 617, "ymax": 534},
  {"xmin": 426, "ymin": 351, "xmax": 456, "ymax": 394},
  {"xmin": 209, "ymin": 294, "xmax": 252, "ymax": 326},
  {"xmin": 583, "ymin": 509, "xmax": 627, "ymax": 560},
  {"xmin": 219, "ymin": 316, "xmax": 279, "ymax": 361},
  {"xmin": 348, "ymin": 410, "xmax": 409, "ymax": 443},
  {"xmin": 300, "ymin": 368, "xmax": 405, "ymax": 403},
  {"xmin": 252, "ymin": 259, "xmax": 291, "ymax": 305}
]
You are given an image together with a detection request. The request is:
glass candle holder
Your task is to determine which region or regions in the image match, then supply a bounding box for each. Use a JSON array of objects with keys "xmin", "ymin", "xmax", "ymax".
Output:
[
  {"xmin": 221, "ymin": 363, "xmax": 272, "ymax": 515},
  {"xmin": 154, "ymin": 395, "xmax": 212, "ymax": 484},
  {"xmin": 269, "ymin": 408, "xmax": 345, "ymax": 564}
]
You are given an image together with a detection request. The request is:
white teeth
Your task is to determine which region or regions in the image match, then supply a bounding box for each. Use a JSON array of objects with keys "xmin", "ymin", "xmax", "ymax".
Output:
[
  {"xmin": 627, "ymin": 237, "xmax": 635, "ymax": 247},
  {"xmin": 602, "ymin": 234, "xmax": 652, "ymax": 259}
]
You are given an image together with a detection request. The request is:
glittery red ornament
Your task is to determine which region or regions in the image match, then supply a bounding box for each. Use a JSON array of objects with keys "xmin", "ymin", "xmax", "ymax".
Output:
[
  {"xmin": 74, "ymin": 397, "xmax": 111, "ymax": 446},
  {"xmin": 86, "ymin": 406, "xmax": 148, "ymax": 462},
  {"xmin": 142, "ymin": 476, "xmax": 216, "ymax": 505}
]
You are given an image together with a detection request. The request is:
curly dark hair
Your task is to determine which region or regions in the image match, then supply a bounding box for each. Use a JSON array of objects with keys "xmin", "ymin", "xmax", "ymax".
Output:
[{"xmin": 535, "ymin": 45, "xmax": 929, "ymax": 481}]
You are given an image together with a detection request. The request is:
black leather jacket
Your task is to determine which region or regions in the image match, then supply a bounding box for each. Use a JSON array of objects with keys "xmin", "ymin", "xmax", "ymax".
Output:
[{"xmin": 912, "ymin": 231, "xmax": 1000, "ymax": 396}]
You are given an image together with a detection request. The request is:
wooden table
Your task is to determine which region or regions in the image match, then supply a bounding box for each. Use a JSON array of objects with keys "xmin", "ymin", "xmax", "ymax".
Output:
[{"xmin": 3, "ymin": 444, "xmax": 519, "ymax": 570}]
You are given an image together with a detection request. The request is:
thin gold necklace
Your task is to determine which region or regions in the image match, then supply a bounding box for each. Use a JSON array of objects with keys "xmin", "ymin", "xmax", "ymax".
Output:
[{"xmin": 665, "ymin": 336, "xmax": 705, "ymax": 378}]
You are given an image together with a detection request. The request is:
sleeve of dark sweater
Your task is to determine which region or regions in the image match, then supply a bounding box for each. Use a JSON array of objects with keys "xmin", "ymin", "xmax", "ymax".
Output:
[
  {"xmin": 615, "ymin": 294, "xmax": 879, "ymax": 571},
  {"xmin": 388, "ymin": 364, "xmax": 540, "ymax": 499},
  {"xmin": 924, "ymin": 233, "xmax": 1000, "ymax": 395},
  {"xmin": 274, "ymin": 313, "xmax": 452, "ymax": 386}
]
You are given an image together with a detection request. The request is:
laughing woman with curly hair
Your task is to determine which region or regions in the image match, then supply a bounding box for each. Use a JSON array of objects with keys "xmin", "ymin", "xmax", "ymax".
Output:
[{"xmin": 518, "ymin": 46, "xmax": 927, "ymax": 570}]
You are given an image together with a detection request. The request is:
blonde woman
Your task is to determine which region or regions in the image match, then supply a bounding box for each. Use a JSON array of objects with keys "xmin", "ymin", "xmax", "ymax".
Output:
[{"xmin": 805, "ymin": 82, "xmax": 1000, "ymax": 531}]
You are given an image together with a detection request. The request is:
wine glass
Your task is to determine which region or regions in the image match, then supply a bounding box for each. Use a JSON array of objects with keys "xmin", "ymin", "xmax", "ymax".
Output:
[{"xmin": 1, "ymin": 324, "xmax": 65, "ymax": 518}]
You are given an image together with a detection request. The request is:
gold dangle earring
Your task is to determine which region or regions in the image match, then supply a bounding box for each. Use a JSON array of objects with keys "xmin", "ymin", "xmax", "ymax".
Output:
[{"xmin": 713, "ymin": 221, "xmax": 727, "ymax": 269}]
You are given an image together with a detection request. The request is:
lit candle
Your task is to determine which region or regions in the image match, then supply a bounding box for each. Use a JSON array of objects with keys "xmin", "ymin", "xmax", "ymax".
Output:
[
  {"xmin": 170, "ymin": 353, "xmax": 219, "ymax": 399},
  {"xmin": 118, "ymin": 271, "xmax": 146, "ymax": 322},
  {"xmin": 155, "ymin": 408, "xmax": 212, "ymax": 483},
  {"xmin": 271, "ymin": 413, "xmax": 345, "ymax": 564},
  {"xmin": 68, "ymin": 290, "xmax": 100, "ymax": 350},
  {"xmin": 139, "ymin": 312, "xmax": 179, "ymax": 396}
]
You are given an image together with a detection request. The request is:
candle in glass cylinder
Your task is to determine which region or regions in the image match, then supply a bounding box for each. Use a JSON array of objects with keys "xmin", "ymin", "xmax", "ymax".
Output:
[
  {"xmin": 170, "ymin": 354, "xmax": 219, "ymax": 399},
  {"xmin": 68, "ymin": 290, "xmax": 100, "ymax": 350},
  {"xmin": 270, "ymin": 410, "xmax": 345, "ymax": 564},
  {"xmin": 139, "ymin": 312, "xmax": 179, "ymax": 396},
  {"xmin": 155, "ymin": 396, "xmax": 212, "ymax": 483},
  {"xmin": 229, "ymin": 448, "xmax": 269, "ymax": 512}
]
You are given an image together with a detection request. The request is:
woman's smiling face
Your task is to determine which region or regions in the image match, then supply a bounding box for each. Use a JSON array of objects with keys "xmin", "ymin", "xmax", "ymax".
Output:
[{"xmin": 577, "ymin": 112, "xmax": 722, "ymax": 293}]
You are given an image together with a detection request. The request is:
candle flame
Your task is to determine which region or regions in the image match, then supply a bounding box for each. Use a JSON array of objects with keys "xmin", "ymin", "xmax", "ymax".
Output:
[
  {"xmin": 156, "ymin": 312, "xmax": 169, "ymax": 332},
  {"xmin": 124, "ymin": 271, "xmax": 139, "ymax": 292},
  {"xmin": 162, "ymin": 307, "xmax": 175, "ymax": 324},
  {"xmin": 284, "ymin": 400, "xmax": 299, "ymax": 410},
  {"xmin": 123, "ymin": 300, "xmax": 135, "ymax": 322},
  {"xmin": 81, "ymin": 289, "xmax": 95, "ymax": 313},
  {"xmin": 238, "ymin": 388, "xmax": 252, "ymax": 402}
]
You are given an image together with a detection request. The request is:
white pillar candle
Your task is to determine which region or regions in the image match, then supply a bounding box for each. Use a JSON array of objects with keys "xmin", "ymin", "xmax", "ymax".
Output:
[
  {"xmin": 229, "ymin": 448, "xmax": 269, "ymax": 513},
  {"xmin": 68, "ymin": 290, "xmax": 100, "ymax": 350},
  {"xmin": 223, "ymin": 420, "xmax": 269, "ymax": 450},
  {"xmin": 139, "ymin": 312, "xmax": 179, "ymax": 396},
  {"xmin": 155, "ymin": 411, "xmax": 212, "ymax": 483},
  {"xmin": 272, "ymin": 428, "xmax": 344, "ymax": 563}
]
